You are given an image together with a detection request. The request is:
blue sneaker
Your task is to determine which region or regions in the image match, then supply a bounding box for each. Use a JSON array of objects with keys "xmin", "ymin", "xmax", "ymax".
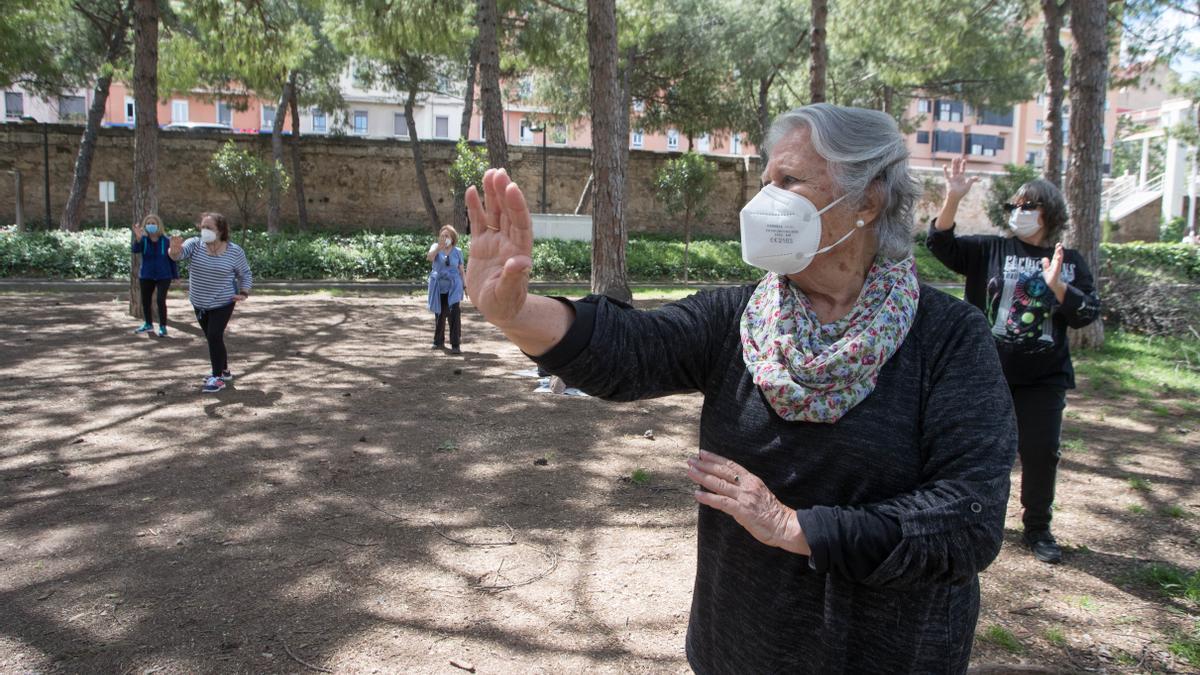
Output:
[
  {"xmin": 202, "ymin": 376, "xmax": 226, "ymax": 393},
  {"xmin": 134, "ymin": 323, "xmax": 154, "ymax": 334},
  {"xmin": 157, "ymin": 325, "xmax": 168, "ymax": 337}
]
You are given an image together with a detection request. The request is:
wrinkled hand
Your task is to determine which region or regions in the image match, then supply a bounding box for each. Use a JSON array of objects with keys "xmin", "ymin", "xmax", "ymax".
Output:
[
  {"xmin": 168, "ymin": 235, "xmax": 183, "ymax": 256},
  {"xmin": 464, "ymin": 168, "xmax": 534, "ymax": 327},
  {"xmin": 943, "ymin": 156, "xmax": 980, "ymax": 202},
  {"xmin": 1041, "ymin": 243, "xmax": 1068, "ymax": 302},
  {"xmin": 232, "ymin": 294, "xmax": 248, "ymax": 303},
  {"xmin": 687, "ymin": 450, "xmax": 809, "ymax": 555}
]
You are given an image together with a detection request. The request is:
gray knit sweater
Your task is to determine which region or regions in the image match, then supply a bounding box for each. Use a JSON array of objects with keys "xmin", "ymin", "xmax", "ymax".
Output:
[{"xmin": 532, "ymin": 284, "xmax": 1017, "ymax": 674}]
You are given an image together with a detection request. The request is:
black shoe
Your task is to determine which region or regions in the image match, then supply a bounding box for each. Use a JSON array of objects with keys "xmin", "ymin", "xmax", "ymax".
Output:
[
  {"xmin": 431, "ymin": 343, "xmax": 444, "ymax": 349},
  {"xmin": 450, "ymin": 346, "xmax": 461, "ymax": 354},
  {"xmin": 1024, "ymin": 530, "xmax": 1063, "ymax": 564}
]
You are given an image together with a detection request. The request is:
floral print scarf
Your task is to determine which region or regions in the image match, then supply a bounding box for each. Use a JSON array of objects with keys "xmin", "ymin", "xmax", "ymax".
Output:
[{"xmin": 739, "ymin": 256, "xmax": 920, "ymax": 423}]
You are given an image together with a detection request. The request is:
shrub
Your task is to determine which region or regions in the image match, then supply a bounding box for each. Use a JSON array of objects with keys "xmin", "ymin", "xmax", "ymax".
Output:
[{"xmin": 1098, "ymin": 242, "xmax": 1200, "ymax": 337}]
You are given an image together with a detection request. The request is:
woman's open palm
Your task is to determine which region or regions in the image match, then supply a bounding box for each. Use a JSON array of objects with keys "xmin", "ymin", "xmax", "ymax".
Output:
[{"xmin": 464, "ymin": 169, "xmax": 534, "ymax": 326}]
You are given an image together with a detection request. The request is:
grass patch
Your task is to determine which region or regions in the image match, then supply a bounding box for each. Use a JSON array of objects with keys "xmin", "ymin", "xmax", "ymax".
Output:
[
  {"xmin": 435, "ymin": 440, "xmax": 459, "ymax": 453},
  {"xmin": 1127, "ymin": 504, "xmax": 1149, "ymax": 515},
  {"xmin": 1043, "ymin": 626, "xmax": 1067, "ymax": 647},
  {"xmin": 1074, "ymin": 332, "xmax": 1200, "ymax": 399},
  {"xmin": 1170, "ymin": 623, "xmax": 1200, "ymax": 668},
  {"xmin": 1061, "ymin": 438, "xmax": 1087, "ymax": 453},
  {"xmin": 978, "ymin": 625, "xmax": 1024, "ymax": 654},
  {"xmin": 1163, "ymin": 505, "xmax": 1190, "ymax": 519},
  {"xmin": 1127, "ymin": 476, "xmax": 1153, "ymax": 492},
  {"xmin": 1136, "ymin": 564, "xmax": 1200, "ymax": 603},
  {"xmin": 630, "ymin": 468, "xmax": 651, "ymax": 485},
  {"xmin": 1066, "ymin": 595, "xmax": 1098, "ymax": 611}
]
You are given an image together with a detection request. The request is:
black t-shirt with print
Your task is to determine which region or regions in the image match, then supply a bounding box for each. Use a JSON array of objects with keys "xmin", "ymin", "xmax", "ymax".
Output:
[{"xmin": 926, "ymin": 220, "xmax": 1101, "ymax": 388}]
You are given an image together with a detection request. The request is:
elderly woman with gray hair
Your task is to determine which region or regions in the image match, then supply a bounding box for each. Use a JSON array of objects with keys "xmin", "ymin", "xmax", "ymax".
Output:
[{"xmin": 465, "ymin": 103, "xmax": 1017, "ymax": 673}]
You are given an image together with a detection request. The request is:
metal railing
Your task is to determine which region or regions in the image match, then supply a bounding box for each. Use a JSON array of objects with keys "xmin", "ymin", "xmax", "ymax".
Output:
[{"xmin": 1101, "ymin": 172, "xmax": 1164, "ymax": 218}]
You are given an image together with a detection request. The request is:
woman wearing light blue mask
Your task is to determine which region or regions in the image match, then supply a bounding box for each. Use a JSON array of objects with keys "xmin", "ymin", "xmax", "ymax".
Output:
[
  {"xmin": 130, "ymin": 214, "xmax": 178, "ymax": 337},
  {"xmin": 461, "ymin": 104, "xmax": 1017, "ymax": 674},
  {"xmin": 928, "ymin": 158, "xmax": 1101, "ymax": 566}
]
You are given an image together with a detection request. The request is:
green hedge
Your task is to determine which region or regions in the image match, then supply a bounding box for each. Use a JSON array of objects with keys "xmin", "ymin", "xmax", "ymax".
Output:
[{"xmin": 0, "ymin": 226, "xmax": 964, "ymax": 283}]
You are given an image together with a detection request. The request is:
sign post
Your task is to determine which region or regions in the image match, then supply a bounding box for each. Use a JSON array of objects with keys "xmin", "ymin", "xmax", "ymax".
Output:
[{"xmin": 98, "ymin": 180, "xmax": 115, "ymax": 228}]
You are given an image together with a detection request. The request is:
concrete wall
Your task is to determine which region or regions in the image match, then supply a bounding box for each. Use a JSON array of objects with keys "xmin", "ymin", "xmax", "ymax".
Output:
[{"xmin": 0, "ymin": 121, "xmax": 1005, "ymax": 239}]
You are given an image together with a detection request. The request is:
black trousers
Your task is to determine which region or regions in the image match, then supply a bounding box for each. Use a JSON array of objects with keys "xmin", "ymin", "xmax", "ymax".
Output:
[
  {"xmin": 1011, "ymin": 385, "xmax": 1067, "ymax": 533},
  {"xmin": 434, "ymin": 293, "xmax": 461, "ymax": 348},
  {"xmin": 139, "ymin": 278, "xmax": 172, "ymax": 325},
  {"xmin": 194, "ymin": 303, "xmax": 235, "ymax": 377}
]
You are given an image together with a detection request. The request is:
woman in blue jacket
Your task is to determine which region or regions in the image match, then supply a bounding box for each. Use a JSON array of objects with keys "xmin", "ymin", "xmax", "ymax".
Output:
[
  {"xmin": 426, "ymin": 225, "xmax": 466, "ymax": 354},
  {"xmin": 131, "ymin": 214, "xmax": 178, "ymax": 337}
]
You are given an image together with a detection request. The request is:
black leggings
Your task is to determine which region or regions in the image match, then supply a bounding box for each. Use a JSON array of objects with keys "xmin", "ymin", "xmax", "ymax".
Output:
[
  {"xmin": 434, "ymin": 293, "xmax": 461, "ymax": 348},
  {"xmin": 1011, "ymin": 385, "xmax": 1067, "ymax": 533},
  {"xmin": 139, "ymin": 278, "xmax": 172, "ymax": 325},
  {"xmin": 194, "ymin": 303, "xmax": 235, "ymax": 377}
]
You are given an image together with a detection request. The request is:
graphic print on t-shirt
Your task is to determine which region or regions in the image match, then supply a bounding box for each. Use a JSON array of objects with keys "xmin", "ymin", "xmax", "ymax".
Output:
[{"xmin": 986, "ymin": 254, "xmax": 1074, "ymax": 351}]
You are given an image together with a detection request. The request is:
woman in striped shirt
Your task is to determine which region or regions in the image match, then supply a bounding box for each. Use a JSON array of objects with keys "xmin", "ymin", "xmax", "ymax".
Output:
[{"xmin": 168, "ymin": 212, "xmax": 253, "ymax": 393}]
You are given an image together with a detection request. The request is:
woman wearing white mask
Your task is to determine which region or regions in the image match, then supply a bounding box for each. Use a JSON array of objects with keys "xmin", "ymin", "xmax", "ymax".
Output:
[
  {"xmin": 168, "ymin": 212, "xmax": 253, "ymax": 393},
  {"xmin": 465, "ymin": 104, "xmax": 1016, "ymax": 674},
  {"xmin": 130, "ymin": 214, "xmax": 179, "ymax": 337},
  {"xmin": 426, "ymin": 224, "xmax": 466, "ymax": 354},
  {"xmin": 927, "ymin": 159, "xmax": 1099, "ymax": 566}
]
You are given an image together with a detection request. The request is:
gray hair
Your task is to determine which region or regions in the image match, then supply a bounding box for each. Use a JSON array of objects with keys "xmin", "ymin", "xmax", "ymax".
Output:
[{"xmin": 764, "ymin": 103, "xmax": 920, "ymax": 261}]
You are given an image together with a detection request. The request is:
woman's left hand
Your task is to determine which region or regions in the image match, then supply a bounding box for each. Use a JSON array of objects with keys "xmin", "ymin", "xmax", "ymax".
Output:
[
  {"xmin": 687, "ymin": 450, "xmax": 810, "ymax": 555},
  {"xmin": 232, "ymin": 294, "xmax": 248, "ymax": 303},
  {"xmin": 1041, "ymin": 243, "xmax": 1068, "ymax": 302}
]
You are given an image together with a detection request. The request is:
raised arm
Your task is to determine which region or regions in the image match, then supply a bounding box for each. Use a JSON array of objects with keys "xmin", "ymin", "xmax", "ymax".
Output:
[
  {"xmin": 464, "ymin": 169, "xmax": 573, "ymax": 356},
  {"xmin": 168, "ymin": 235, "xmax": 186, "ymax": 261},
  {"xmin": 926, "ymin": 157, "xmax": 985, "ymax": 275}
]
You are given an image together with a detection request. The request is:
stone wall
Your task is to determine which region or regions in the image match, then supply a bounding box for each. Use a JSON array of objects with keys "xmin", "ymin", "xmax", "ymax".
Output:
[{"xmin": 0, "ymin": 121, "xmax": 1000, "ymax": 237}]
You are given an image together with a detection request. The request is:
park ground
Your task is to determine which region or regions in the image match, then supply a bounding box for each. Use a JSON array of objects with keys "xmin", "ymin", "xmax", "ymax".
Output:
[{"xmin": 0, "ymin": 290, "xmax": 1197, "ymax": 674}]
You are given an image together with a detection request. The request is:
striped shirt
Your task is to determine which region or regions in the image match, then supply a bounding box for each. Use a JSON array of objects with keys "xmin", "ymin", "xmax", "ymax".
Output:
[{"xmin": 179, "ymin": 238, "xmax": 253, "ymax": 309}]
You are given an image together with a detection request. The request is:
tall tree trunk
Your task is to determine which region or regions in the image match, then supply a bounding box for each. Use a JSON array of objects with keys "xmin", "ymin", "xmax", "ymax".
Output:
[
  {"xmin": 1064, "ymin": 0, "xmax": 1107, "ymax": 349},
  {"xmin": 406, "ymin": 88, "xmax": 441, "ymax": 230},
  {"xmin": 683, "ymin": 208, "xmax": 691, "ymax": 285},
  {"xmin": 809, "ymin": 0, "xmax": 828, "ymax": 103},
  {"xmin": 60, "ymin": 74, "xmax": 114, "ymax": 231},
  {"xmin": 757, "ymin": 77, "xmax": 771, "ymax": 152},
  {"xmin": 1041, "ymin": 0, "xmax": 1067, "ymax": 187},
  {"xmin": 454, "ymin": 35, "xmax": 480, "ymax": 233},
  {"xmin": 477, "ymin": 0, "xmax": 508, "ymax": 171},
  {"xmin": 267, "ymin": 74, "xmax": 293, "ymax": 234},
  {"xmin": 130, "ymin": 0, "xmax": 159, "ymax": 319},
  {"xmin": 587, "ymin": 0, "xmax": 631, "ymax": 302},
  {"xmin": 288, "ymin": 76, "xmax": 308, "ymax": 229}
]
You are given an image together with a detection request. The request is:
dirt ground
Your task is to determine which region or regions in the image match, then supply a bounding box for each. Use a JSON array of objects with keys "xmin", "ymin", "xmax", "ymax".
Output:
[{"xmin": 0, "ymin": 292, "xmax": 1196, "ymax": 674}]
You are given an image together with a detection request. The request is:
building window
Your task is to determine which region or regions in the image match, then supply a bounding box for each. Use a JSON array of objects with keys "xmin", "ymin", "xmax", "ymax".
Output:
[
  {"xmin": 1026, "ymin": 151, "xmax": 1037, "ymax": 166},
  {"xmin": 933, "ymin": 130, "xmax": 963, "ymax": 153},
  {"xmin": 59, "ymin": 95, "xmax": 86, "ymax": 121},
  {"xmin": 631, "ymin": 128, "xmax": 643, "ymax": 148},
  {"xmin": 916, "ymin": 130, "xmax": 930, "ymax": 144},
  {"xmin": 519, "ymin": 118, "xmax": 534, "ymax": 144},
  {"xmin": 937, "ymin": 101, "xmax": 963, "ymax": 122},
  {"xmin": 667, "ymin": 128, "xmax": 679, "ymax": 150},
  {"xmin": 262, "ymin": 105, "xmax": 276, "ymax": 128},
  {"xmin": 551, "ymin": 123, "xmax": 567, "ymax": 145},
  {"xmin": 980, "ymin": 108, "xmax": 1013, "ymax": 126},
  {"xmin": 216, "ymin": 101, "xmax": 232, "ymax": 126},
  {"xmin": 479, "ymin": 117, "xmax": 486, "ymax": 140},
  {"xmin": 170, "ymin": 99, "xmax": 188, "ymax": 123},
  {"xmin": 124, "ymin": 97, "xmax": 135, "ymax": 124},
  {"xmin": 393, "ymin": 112, "xmax": 408, "ymax": 137},
  {"xmin": 4, "ymin": 91, "xmax": 23, "ymax": 118},
  {"xmin": 731, "ymin": 133, "xmax": 741, "ymax": 154},
  {"xmin": 633, "ymin": 98, "xmax": 645, "ymax": 113},
  {"xmin": 519, "ymin": 76, "xmax": 534, "ymax": 100},
  {"xmin": 312, "ymin": 109, "xmax": 326, "ymax": 133},
  {"xmin": 917, "ymin": 99, "xmax": 931, "ymax": 113},
  {"xmin": 1036, "ymin": 93, "xmax": 1046, "ymax": 106},
  {"xmin": 435, "ymin": 115, "xmax": 449, "ymax": 138},
  {"xmin": 697, "ymin": 133, "xmax": 710, "ymax": 152},
  {"xmin": 1035, "ymin": 119, "xmax": 1044, "ymax": 133},
  {"xmin": 353, "ymin": 110, "xmax": 368, "ymax": 135}
]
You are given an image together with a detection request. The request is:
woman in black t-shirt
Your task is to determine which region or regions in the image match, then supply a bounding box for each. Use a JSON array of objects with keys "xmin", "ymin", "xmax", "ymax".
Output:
[{"xmin": 927, "ymin": 157, "xmax": 1100, "ymax": 565}]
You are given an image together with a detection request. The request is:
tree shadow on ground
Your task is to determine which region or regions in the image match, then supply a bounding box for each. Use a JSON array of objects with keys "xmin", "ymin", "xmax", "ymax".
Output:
[{"xmin": 0, "ymin": 293, "xmax": 702, "ymax": 673}]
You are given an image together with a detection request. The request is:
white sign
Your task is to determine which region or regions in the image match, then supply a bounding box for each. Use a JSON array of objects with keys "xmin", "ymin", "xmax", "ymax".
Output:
[{"xmin": 98, "ymin": 181, "xmax": 115, "ymax": 203}]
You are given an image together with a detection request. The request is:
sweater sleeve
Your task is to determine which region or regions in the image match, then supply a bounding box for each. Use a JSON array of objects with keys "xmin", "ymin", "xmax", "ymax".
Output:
[
  {"xmin": 1057, "ymin": 251, "xmax": 1100, "ymax": 328},
  {"xmin": 234, "ymin": 247, "xmax": 253, "ymax": 294},
  {"xmin": 800, "ymin": 302, "xmax": 1017, "ymax": 588},
  {"xmin": 925, "ymin": 219, "xmax": 981, "ymax": 276},
  {"xmin": 529, "ymin": 288, "xmax": 745, "ymax": 400}
]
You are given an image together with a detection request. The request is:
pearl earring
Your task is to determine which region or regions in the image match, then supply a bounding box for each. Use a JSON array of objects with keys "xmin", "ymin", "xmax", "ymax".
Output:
[{"xmin": 855, "ymin": 219, "xmax": 865, "ymax": 228}]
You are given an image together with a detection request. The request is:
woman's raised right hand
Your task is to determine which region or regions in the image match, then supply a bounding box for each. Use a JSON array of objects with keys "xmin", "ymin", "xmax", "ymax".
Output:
[
  {"xmin": 464, "ymin": 168, "xmax": 534, "ymax": 327},
  {"xmin": 131, "ymin": 222, "xmax": 144, "ymax": 239},
  {"xmin": 943, "ymin": 156, "xmax": 980, "ymax": 202}
]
